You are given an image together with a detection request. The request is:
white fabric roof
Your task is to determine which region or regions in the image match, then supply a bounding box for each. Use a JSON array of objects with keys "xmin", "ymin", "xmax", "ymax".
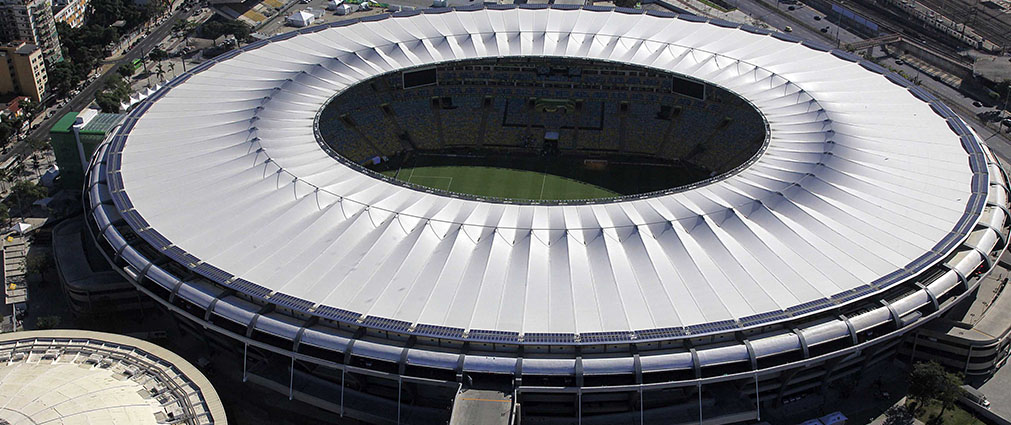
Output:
[
  {"xmin": 113, "ymin": 8, "xmax": 982, "ymax": 337},
  {"xmin": 287, "ymin": 10, "xmax": 313, "ymax": 26}
]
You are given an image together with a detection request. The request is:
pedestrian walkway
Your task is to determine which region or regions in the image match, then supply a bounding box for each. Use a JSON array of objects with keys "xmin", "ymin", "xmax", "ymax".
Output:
[
  {"xmin": 3, "ymin": 234, "xmax": 28, "ymax": 333},
  {"xmin": 900, "ymin": 53, "xmax": 964, "ymax": 88}
]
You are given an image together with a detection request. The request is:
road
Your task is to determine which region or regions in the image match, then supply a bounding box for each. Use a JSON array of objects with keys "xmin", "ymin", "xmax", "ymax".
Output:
[
  {"xmin": 11, "ymin": 6, "xmax": 198, "ymax": 164},
  {"xmin": 730, "ymin": 0, "xmax": 862, "ymax": 47}
]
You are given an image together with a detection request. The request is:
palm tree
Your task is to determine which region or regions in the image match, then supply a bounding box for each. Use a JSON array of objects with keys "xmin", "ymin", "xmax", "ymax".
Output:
[
  {"xmin": 168, "ymin": 62, "xmax": 176, "ymax": 78},
  {"xmin": 156, "ymin": 62, "xmax": 166, "ymax": 83},
  {"xmin": 31, "ymin": 154, "xmax": 40, "ymax": 179}
]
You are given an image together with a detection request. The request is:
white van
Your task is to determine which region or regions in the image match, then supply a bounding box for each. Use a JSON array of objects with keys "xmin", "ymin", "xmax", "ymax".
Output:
[{"xmin": 962, "ymin": 385, "xmax": 991, "ymax": 409}]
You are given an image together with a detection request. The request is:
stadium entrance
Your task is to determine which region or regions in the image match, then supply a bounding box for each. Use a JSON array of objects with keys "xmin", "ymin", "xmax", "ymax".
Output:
[{"xmin": 315, "ymin": 57, "xmax": 768, "ymax": 202}]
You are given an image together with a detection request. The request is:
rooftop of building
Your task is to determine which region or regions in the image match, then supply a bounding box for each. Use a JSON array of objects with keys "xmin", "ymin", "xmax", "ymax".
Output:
[
  {"xmin": 0, "ymin": 330, "xmax": 227, "ymax": 425},
  {"xmin": 2, "ymin": 40, "xmax": 40, "ymax": 55},
  {"xmin": 973, "ymin": 54, "xmax": 1011, "ymax": 84},
  {"xmin": 51, "ymin": 110, "xmax": 125, "ymax": 135}
]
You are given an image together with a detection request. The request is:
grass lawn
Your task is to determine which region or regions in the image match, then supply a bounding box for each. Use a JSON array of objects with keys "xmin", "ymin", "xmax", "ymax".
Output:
[
  {"xmin": 383, "ymin": 166, "xmax": 619, "ymax": 201},
  {"xmin": 911, "ymin": 400, "xmax": 985, "ymax": 425}
]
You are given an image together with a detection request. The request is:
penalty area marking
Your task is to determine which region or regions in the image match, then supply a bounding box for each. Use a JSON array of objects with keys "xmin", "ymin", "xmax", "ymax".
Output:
[{"xmin": 406, "ymin": 174, "xmax": 454, "ymax": 192}]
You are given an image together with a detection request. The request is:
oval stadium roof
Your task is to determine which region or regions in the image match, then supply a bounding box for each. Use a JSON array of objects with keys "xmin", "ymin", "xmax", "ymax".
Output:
[{"xmin": 108, "ymin": 7, "xmax": 988, "ymax": 339}]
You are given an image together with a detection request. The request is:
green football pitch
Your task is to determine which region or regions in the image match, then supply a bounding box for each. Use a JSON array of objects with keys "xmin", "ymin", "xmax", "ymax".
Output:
[{"xmin": 382, "ymin": 166, "xmax": 619, "ymax": 201}]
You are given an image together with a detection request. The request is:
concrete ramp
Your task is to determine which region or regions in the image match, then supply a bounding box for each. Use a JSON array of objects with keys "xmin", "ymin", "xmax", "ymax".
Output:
[{"xmin": 450, "ymin": 388, "xmax": 514, "ymax": 425}]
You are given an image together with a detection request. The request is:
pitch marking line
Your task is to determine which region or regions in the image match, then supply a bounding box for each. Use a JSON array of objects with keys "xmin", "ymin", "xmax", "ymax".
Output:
[
  {"xmin": 538, "ymin": 173, "xmax": 548, "ymax": 200},
  {"xmin": 409, "ymin": 174, "xmax": 453, "ymax": 191}
]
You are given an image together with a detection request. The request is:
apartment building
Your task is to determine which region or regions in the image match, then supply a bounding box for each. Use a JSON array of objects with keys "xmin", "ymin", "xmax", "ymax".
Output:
[{"xmin": 0, "ymin": 41, "xmax": 47, "ymax": 101}]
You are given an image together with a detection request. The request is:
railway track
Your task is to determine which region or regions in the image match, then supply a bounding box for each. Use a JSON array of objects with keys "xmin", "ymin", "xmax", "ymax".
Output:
[
  {"xmin": 836, "ymin": 0, "xmax": 972, "ymax": 59},
  {"xmin": 913, "ymin": 0, "xmax": 1011, "ymax": 51}
]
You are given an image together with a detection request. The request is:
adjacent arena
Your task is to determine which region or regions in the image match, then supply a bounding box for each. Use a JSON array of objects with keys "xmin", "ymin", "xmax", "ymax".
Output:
[
  {"xmin": 0, "ymin": 330, "xmax": 226, "ymax": 425},
  {"xmin": 84, "ymin": 6, "xmax": 1011, "ymax": 424}
]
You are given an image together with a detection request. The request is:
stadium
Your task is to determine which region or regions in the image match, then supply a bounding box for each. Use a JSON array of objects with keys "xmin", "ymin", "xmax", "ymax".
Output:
[{"xmin": 83, "ymin": 6, "xmax": 1010, "ymax": 425}]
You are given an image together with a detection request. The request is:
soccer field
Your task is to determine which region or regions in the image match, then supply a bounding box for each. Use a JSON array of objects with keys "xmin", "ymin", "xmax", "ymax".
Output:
[{"xmin": 382, "ymin": 166, "xmax": 620, "ymax": 201}]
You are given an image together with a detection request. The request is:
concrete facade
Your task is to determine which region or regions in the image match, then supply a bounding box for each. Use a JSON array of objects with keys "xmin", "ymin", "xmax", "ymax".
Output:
[
  {"xmin": 0, "ymin": 41, "xmax": 46, "ymax": 101},
  {"xmin": 53, "ymin": 0, "xmax": 88, "ymax": 28},
  {"xmin": 0, "ymin": 0, "xmax": 63, "ymax": 64}
]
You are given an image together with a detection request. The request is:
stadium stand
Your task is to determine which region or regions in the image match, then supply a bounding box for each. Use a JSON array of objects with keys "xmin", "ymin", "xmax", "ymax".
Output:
[{"xmin": 315, "ymin": 57, "xmax": 767, "ymax": 194}]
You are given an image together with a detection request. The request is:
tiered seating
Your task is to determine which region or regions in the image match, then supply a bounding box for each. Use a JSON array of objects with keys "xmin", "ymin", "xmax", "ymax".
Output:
[
  {"xmin": 441, "ymin": 96, "xmax": 483, "ymax": 146},
  {"xmin": 483, "ymin": 97, "xmax": 527, "ymax": 147},
  {"xmin": 691, "ymin": 107, "xmax": 766, "ymax": 171},
  {"xmin": 318, "ymin": 119, "xmax": 374, "ymax": 163},
  {"xmin": 595, "ymin": 102, "xmax": 621, "ymax": 151},
  {"xmin": 393, "ymin": 98, "xmax": 439, "ymax": 149},
  {"xmin": 352, "ymin": 106, "xmax": 401, "ymax": 156},
  {"xmin": 315, "ymin": 59, "xmax": 766, "ymax": 178},
  {"xmin": 623, "ymin": 102, "xmax": 668, "ymax": 155}
]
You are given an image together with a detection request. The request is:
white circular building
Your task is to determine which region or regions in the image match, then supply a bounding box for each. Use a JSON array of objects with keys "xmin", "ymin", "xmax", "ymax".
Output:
[
  {"xmin": 84, "ymin": 6, "xmax": 1010, "ymax": 424},
  {"xmin": 0, "ymin": 330, "xmax": 226, "ymax": 425}
]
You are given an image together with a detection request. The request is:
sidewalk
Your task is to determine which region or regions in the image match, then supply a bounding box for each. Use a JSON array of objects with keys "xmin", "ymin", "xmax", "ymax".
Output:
[{"xmin": 868, "ymin": 397, "xmax": 926, "ymax": 425}]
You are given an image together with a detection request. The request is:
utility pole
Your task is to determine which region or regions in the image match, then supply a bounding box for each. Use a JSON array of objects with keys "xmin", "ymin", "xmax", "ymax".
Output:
[{"xmin": 836, "ymin": 1, "xmax": 845, "ymax": 48}]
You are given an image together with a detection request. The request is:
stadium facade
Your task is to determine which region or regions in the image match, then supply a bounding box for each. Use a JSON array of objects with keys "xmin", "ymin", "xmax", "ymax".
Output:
[{"xmin": 83, "ymin": 6, "xmax": 1011, "ymax": 424}]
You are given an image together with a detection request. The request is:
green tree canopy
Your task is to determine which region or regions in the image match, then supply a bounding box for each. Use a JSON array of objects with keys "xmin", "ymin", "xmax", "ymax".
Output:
[
  {"xmin": 907, "ymin": 361, "xmax": 964, "ymax": 415},
  {"xmin": 0, "ymin": 203, "xmax": 10, "ymax": 225},
  {"xmin": 883, "ymin": 405, "xmax": 914, "ymax": 425},
  {"xmin": 200, "ymin": 19, "xmax": 252, "ymax": 41},
  {"xmin": 10, "ymin": 180, "xmax": 47, "ymax": 209},
  {"xmin": 148, "ymin": 47, "xmax": 169, "ymax": 62},
  {"xmin": 118, "ymin": 63, "xmax": 136, "ymax": 78},
  {"xmin": 47, "ymin": 60, "xmax": 78, "ymax": 97}
]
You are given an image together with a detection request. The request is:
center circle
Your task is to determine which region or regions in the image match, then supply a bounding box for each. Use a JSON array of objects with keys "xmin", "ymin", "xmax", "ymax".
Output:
[{"xmin": 315, "ymin": 57, "xmax": 768, "ymax": 203}]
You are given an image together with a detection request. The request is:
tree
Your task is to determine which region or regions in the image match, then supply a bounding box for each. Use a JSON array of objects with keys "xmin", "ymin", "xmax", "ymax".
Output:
[
  {"xmin": 25, "ymin": 252, "xmax": 52, "ymax": 277},
  {"xmin": 118, "ymin": 63, "xmax": 136, "ymax": 78},
  {"xmin": 26, "ymin": 137, "xmax": 48, "ymax": 153},
  {"xmin": 148, "ymin": 47, "xmax": 168, "ymax": 62},
  {"xmin": 10, "ymin": 180, "xmax": 47, "ymax": 214},
  {"xmin": 200, "ymin": 19, "xmax": 252, "ymax": 41},
  {"xmin": 95, "ymin": 92, "xmax": 121, "ymax": 113},
  {"xmin": 155, "ymin": 62, "xmax": 165, "ymax": 82},
  {"xmin": 0, "ymin": 119, "xmax": 14, "ymax": 145},
  {"xmin": 883, "ymin": 405, "xmax": 914, "ymax": 425},
  {"xmin": 19, "ymin": 99, "xmax": 42, "ymax": 118},
  {"xmin": 34, "ymin": 315, "xmax": 61, "ymax": 330},
  {"xmin": 907, "ymin": 361, "xmax": 964, "ymax": 415},
  {"xmin": 31, "ymin": 155, "xmax": 40, "ymax": 178},
  {"xmin": 0, "ymin": 203, "xmax": 10, "ymax": 225},
  {"xmin": 47, "ymin": 60, "xmax": 78, "ymax": 97},
  {"xmin": 935, "ymin": 371, "xmax": 965, "ymax": 418},
  {"xmin": 95, "ymin": 75, "xmax": 133, "ymax": 112}
]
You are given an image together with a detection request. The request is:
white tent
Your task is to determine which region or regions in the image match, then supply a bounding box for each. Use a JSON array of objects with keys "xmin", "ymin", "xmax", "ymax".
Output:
[
  {"xmin": 305, "ymin": 6, "xmax": 324, "ymax": 18},
  {"xmin": 333, "ymin": 3, "xmax": 354, "ymax": 14},
  {"xmin": 11, "ymin": 222, "xmax": 30, "ymax": 234},
  {"xmin": 40, "ymin": 165, "xmax": 59, "ymax": 188},
  {"xmin": 286, "ymin": 10, "xmax": 313, "ymax": 27}
]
